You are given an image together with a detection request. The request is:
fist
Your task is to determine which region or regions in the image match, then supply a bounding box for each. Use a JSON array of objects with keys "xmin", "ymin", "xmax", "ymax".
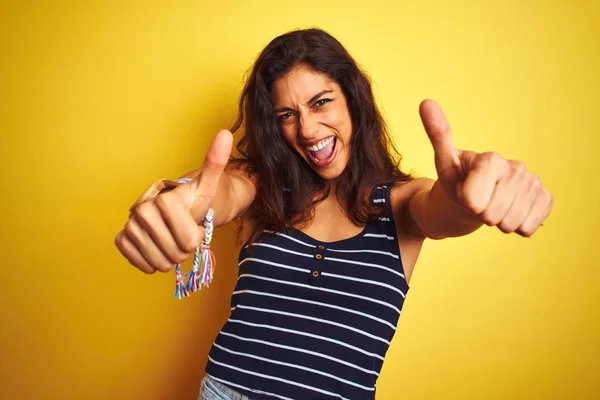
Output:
[
  {"xmin": 457, "ymin": 152, "xmax": 553, "ymax": 236},
  {"xmin": 420, "ymin": 100, "xmax": 553, "ymax": 237},
  {"xmin": 114, "ymin": 129, "xmax": 232, "ymax": 273}
]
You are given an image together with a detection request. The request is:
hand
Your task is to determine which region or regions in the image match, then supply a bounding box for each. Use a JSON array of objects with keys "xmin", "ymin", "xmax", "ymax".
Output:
[
  {"xmin": 419, "ymin": 99, "xmax": 553, "ymax": 237},
  {"xmin": 114, "ymin": 129, "xmax": 233, "ymax": 273}
]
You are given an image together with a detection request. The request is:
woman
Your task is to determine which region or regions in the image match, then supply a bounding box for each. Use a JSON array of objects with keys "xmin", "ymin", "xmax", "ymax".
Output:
[{"xmin": 115, "ymin": 28, "xmax": 553, "ymax": 399}]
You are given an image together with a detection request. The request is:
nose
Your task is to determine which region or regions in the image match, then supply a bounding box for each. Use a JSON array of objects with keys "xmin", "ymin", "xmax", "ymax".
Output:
[{"xmin": 299, "ymin": 110, "xmax": 319, "ymax": 139}]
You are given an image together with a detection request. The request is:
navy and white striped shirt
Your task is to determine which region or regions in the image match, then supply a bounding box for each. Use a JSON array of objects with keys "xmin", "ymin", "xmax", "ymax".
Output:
[{"xmin": 205, "ymin": 184, "xmax": 410, "ymax": 399}]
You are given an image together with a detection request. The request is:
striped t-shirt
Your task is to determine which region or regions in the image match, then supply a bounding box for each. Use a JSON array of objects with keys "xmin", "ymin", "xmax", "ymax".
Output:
[{"xmin": 205, "ymin": 184, "xmax": 410, "ymax": 399}]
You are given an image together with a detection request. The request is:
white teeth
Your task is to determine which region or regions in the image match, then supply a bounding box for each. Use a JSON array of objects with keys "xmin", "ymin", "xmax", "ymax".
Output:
[{"xmin": 307, "ymin": 137, "xmax": 334, "ymax": 152}]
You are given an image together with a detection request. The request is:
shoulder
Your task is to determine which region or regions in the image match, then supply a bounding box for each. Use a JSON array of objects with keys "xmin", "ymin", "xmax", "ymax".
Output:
[{"xmin": 390, "ymin": 177, "xmax": 435, "ymax": 237}]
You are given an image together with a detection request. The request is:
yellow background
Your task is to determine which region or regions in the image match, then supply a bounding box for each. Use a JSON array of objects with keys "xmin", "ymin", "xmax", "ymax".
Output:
[{"xmin": 1, "ymin": 0, "xmax": 598, "ymax": 399}]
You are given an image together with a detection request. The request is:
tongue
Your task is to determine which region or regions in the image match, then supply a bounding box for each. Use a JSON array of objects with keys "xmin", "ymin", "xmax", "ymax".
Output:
[{"xmin": 312, "ymin": 139, "xmax": 335, "ymax": 161}]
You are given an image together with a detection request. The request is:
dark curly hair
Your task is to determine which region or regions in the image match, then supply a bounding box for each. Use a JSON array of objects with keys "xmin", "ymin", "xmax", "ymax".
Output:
[{"xmin": 230, "ymin": 28, "xmax": 412, "ymax": 243}]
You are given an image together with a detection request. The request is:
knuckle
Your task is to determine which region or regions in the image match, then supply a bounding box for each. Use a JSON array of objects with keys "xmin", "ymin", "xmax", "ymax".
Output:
[
  {"xmin": 542, "ymin": 188, "xmax": 553, "ymax": 206},
  {"xmin": 497, "ymin": 220, "xmax": 517, "ymax": 234},
  {"xmin": 166, "ymin": 248, "xmax": 189, "ymax": 264},
  {"xmin": 124, "ymin": 221, "xmax": 141, "ymax": 244},
  {"xmin": 529, "ymin": 175, "xmax": 542, "ymax": 191},
  {"xmin": 462, "ymin": 193, "xmax": 484, "ymax": 215},
  {"xmin": 520, "ymin": 223, "xmax": 538, "ymax": 237},
  {"xmin": 182, "ymin": 228, "xmax": 202, "ymax": 252},
  {"xmin": 183, "ymin": 237, "xmax": 199, "ymax": 253},
  {"xmin": 123, "ymin": 220, "xmax": 135, "ymax": 237},
  {"xmin": 136, "ymin": 202, "xmax": 153, "ymax": 222},
  {"xmin": 173, "ymin": 253, "xmax": 188, "ymax": 264},
  {"xmin": 114, "ymin": 232, "xmax": 124, "ymax": 249},
  {"xmin": 154, "ymin": 192, "xmax": 171, "ymax": 210},
  {"xmin": 484, "ymin": 151, "xmax": 502, "ymax": 165},
  {"xmin": 142, "ymin": 268, "xmax": 156, "ymax": 275},
  {"xmin": 155, "ymin": 261, "xmax": 173, "ymax": 273},
  {"xmin": 510, "ymin": 160, "xmax": 526, "ymax": 174},
  {"xmin": 480, "ymin": 211, "xmax": 500, "ymax": 227}
]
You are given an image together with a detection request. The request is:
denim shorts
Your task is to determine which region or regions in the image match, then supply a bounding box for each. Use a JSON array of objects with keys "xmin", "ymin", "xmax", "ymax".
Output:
[{"xmin": 198, "ymin": 375, "xmax": 253, "ymax": 400}]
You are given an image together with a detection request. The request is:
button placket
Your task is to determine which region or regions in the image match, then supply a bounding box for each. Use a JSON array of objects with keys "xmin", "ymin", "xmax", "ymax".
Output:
[{"xmin": 310, "ymin": 244, "xmax": 325, "ymax": 282}]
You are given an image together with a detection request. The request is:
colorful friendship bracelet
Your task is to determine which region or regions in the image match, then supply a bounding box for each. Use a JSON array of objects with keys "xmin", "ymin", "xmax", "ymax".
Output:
[{"xmin": 172, "ymin": 178, "xmax": 216, "ymax": 299}]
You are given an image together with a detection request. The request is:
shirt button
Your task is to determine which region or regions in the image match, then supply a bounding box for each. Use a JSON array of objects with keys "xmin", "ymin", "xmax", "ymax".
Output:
[
  {"xmin": 315, "ymin": 254, "xmax": 323, "ymax": 260},
  {"xmin": 318, "ymin": 245, "xmax": 325, "ymax": 249},
  {"xmin": 312, "ymin": 271, "xmax": 320, "ymax": 277}
]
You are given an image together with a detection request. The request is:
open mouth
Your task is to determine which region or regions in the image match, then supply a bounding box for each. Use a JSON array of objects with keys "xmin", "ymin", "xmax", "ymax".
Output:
[{"xmin": 305, "ymin": 136, "xmax": 338, "ymax": 168}]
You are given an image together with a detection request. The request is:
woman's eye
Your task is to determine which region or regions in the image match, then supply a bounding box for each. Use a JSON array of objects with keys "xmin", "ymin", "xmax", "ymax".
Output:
[
  {"xmin": 278, "ymin": 112, "xmax": 294, "ymax": 122},
  {"xmin": 314, "ymin": 98, "xmax": 332, "ymax": 108}
]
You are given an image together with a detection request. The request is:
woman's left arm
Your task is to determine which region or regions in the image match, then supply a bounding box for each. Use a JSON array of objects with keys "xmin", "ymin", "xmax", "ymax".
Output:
[{"xmin": 407, "ymin": 100, "xmax": 553, "ymax": 240}]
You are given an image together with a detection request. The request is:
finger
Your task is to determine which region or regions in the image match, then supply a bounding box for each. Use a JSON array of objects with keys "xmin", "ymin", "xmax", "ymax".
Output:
[
  {"xmin": 124, "ymin": 216, "xmax": 175, "ymax": 272},
  {"xmin": 516, "ymin": 187, "xmax": 553, "ymax": 237},
  {"xmin": 419, "ymin": 99, "xmax": 458, "ymax": 173},
  {"xmin": 459, "ymin": 153, "xmax": 509, "ymax": 214},
  {"xmin": 190, "ymin": 129, "xmax": 233, "ymax": 209},
  {"xmin": 497, "ymin": 173, "xmax": 542, "ymax": 234},
  {"xmin": 479, "ymin": 161, "xmax": 525, "ymax": 226},
  {"xmin": 134, "ymin": 200, "xmax": 190, "ymax": 264},
  {"xmin": 154, "ymin": 192, "xmax": 204, "ymax": 254},
  {"xmin": 114, "ymin": 231, "xmax": 156, "ymax": 274}
]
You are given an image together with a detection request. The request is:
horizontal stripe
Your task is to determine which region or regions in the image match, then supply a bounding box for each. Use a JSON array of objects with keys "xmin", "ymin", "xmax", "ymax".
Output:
[
  {"xmin": 363, "ymin": 233, "xmax": 395, "ymax": 240},
  {"xmin": 325, "ymin": 247, "xmax": 399, "ymax": 259},
  {"xmin": 238, "ymin": 258, "xmax": 309, "ymax": 273},
  {"xmin": 207, "ymin": 374, "xmax": 293, "ymax": 400},
  {"xmin": 322, "ymin": 272, "xmax": 406, "ymax": 298},
  {"xmin": 263, "ymin": 230, "xmax": 315, "ymax": 248},
  {"xmin": 236, "ymin": 304, "xmax": 391, "ymax": 345},
  {"xmin": 232, "ymin": 289, "xmax": 396, "ymax": 330},
  {"xmin": 219, "ymin": 330, "xmax": 380, "ymax": 376},
  {"xmin": 372, "ymin": 198, "xmax": 385, "ymax": 203},
  {"xmin": 249, "ymin": 243, "xmax": 315, "ymax": 259},
  {"xmin": 237, "ymin": 274, "xmax": 401, "ymax": 314},
  {"xmin": 228, "ymin": 319, "xmax": 385, "ymax": 361},
  {"xmin": 213, "ymin": 343, "xmax": 375, "ymax": 391},
  {"xmin": 324, "ymin": 256, "xmax": 405, "ymax": 279},
  {"xmin": 208, "ymin": 356, "xmax": 352, "ymax": 400}
]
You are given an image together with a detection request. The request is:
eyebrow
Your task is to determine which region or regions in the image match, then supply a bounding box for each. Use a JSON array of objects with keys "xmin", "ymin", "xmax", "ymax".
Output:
[{"xmin": 274, "ymin": 89, "xmax": 334, "ymax": 113}]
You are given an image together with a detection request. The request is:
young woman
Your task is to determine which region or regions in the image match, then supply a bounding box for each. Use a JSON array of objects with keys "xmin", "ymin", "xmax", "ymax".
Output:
[{"xmin": 115, "ymin": 28, "xmax": 553, "ymax": 400}]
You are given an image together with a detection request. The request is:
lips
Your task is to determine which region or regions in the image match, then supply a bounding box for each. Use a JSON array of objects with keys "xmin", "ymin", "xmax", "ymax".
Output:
[{"xmin": 305, "ymin": 137, "xmax": 338, "ymax": 168}]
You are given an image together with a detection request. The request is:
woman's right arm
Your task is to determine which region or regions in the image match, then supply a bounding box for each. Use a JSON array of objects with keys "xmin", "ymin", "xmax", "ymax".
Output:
[{"xmin": 114, "ymin": 130, "xmax": 257, "ymax": 274}]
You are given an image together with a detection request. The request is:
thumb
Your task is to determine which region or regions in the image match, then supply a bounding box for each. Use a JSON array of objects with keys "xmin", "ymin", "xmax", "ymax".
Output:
[
  {"xmin": 419, "ymin": 99, "xmax": 458, "ymax": 173},
  {"xmin": 189, "ymin": 129, "xmax": 233, "ymax": 208}
]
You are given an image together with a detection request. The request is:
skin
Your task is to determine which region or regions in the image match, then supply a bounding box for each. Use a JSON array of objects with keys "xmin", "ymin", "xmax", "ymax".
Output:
[
  {"xmin": 116, "ymin": 64, "xmax": 553, "ymax": 286},
  {"xmin": 272, "ymin": 64, "xmax": 352, "ymax": 183}
]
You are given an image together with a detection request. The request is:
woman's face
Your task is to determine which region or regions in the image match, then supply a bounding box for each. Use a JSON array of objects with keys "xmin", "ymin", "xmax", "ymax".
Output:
[{"xmin": 272, "ymin": 64, "xmax": 353, "ymax": 181}]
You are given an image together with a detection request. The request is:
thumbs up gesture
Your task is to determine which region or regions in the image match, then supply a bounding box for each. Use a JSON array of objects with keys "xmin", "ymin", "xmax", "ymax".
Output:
[
  {"xmin": 419, "ymin": 100, "xmax": 553, "ymax": 237},
  {"xmin": 115, "ymin": 130, "xmax": 232, "ymax": 274}
]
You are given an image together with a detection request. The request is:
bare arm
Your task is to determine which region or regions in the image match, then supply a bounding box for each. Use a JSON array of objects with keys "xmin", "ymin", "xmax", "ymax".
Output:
[{"xmin": 407, "ymin": 178, "xmax": 483, "ymax": 240}]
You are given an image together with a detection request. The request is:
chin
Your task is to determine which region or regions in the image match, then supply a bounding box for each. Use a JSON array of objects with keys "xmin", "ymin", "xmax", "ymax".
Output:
[{"xmin": 310, "ymin": 162, "xmax": 346, "ymax": 182}]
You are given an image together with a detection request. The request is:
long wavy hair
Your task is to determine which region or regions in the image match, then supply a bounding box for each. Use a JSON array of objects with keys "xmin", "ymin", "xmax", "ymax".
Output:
[{"xmin": 230, "ymin": 28, "xmax": 412, "ymax": 243}]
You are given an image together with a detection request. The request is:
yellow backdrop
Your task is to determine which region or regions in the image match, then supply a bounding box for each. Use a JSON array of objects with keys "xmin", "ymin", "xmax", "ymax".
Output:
[{"xmin": 1, "ymin": 0, "xmax": 598, "ymax": 399}]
